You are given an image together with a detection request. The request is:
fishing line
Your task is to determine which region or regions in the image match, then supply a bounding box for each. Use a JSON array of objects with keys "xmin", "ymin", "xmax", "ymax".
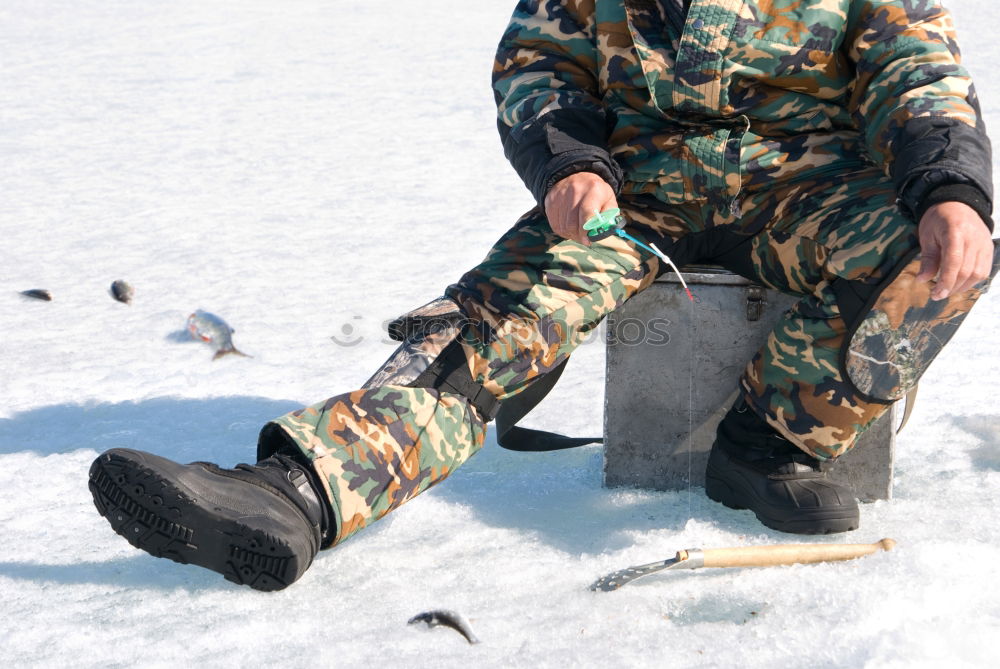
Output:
[
  {"xmin": 687, "ymin": 269, "xmax": 695, "ymax": 520},
  {"xmin": 585, "ymin": 210, "xmax": 698, "ymax": 520}
]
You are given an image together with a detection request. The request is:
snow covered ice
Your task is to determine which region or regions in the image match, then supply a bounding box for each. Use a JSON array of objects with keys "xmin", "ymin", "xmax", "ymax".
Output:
[{"xmin": 2, "ymin": 0, "xmax": 999, "ymax": 666}]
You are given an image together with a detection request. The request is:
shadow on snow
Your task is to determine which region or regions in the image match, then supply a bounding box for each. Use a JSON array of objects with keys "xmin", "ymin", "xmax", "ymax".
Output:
[
  {"xmin": 0, "ymin": 397, "xmax": 768, "ymax": 583},
  {"xmin": 951, "ymin": 413, "xmax": 1000, "ymax": 471},
  {"xmin": 0, "ymin": 556, "xmax": 234, "ymax": 592},
  {"xmin": 0, "ymin": 396, "xmax": 302, "ymax": 463}
]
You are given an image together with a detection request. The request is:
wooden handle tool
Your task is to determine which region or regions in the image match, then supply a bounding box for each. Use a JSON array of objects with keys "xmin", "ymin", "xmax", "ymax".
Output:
[{"xmin": 590, "ymin": 538, "xmax": 896, "ymax": 592}]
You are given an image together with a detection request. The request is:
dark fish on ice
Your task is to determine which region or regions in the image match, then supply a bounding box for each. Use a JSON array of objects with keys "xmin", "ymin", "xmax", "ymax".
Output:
[
  {"xmin": 20, "ymin": 289, "xmax": 53, "ymax": 301},
  {"xmin": 186, "ymin": 309, "xmax": 250, "ymax": 360},
  {"xmin": 407, "ymin": 609, "xmax": 480, "ymax": 645},
  {"xmin": 110, "ymin": 280, "xmax": 134, "ymax": 304}
]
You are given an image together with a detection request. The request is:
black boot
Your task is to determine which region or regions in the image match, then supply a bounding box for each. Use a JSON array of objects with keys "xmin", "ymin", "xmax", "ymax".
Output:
[
  {"xmin": 704, "ymin": 399, "xmax": 859, "ymax": 535},
  {"xmin": 88, "ymin": 448, "xmax": 331, "ymax": 591}
]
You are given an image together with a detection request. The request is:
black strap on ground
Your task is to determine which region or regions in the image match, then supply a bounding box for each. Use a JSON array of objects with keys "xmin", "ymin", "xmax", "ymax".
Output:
[{"xmin": 494, "ymin": 359, "xmax": 603, "ymax": 451}]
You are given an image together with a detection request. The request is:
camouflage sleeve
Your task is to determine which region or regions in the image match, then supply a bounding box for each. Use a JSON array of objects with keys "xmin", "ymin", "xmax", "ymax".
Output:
[
  {"xmin": 492, "ymin": 0, "xmax": 622, "ymax": 205},
  {"xmin": 845, "ymin": 0, "xmax": 993, "ymax": 225}
]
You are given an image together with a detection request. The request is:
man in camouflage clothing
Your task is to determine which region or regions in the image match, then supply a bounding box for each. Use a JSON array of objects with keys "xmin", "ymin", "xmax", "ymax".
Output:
[{"xmin": 90, "ymin": 0, "xmax": 996, "ymax": 590}]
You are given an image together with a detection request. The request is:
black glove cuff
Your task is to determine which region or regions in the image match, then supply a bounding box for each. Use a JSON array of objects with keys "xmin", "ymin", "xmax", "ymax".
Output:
[
  {"xmin": 916, "ymin": 183, "xmax": 994, "ymax": 233},
  {"xmin": 541, "ymin": 157, "xmax": 622, "ymax": 204}
]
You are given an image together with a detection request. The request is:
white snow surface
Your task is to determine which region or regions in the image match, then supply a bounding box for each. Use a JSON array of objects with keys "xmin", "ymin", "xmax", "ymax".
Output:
[{"xmin": 2, "ymin": 1, "xmax": 999, "ymax": 667}]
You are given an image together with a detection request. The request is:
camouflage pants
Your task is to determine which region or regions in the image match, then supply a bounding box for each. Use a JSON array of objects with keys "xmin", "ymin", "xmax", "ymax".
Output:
[{"xmin": 261, "ymin": 164, "xmax": 918, "ymax": 547}]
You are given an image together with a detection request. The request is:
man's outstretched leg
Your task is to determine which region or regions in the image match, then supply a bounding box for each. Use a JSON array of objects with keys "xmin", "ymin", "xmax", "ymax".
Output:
[
  {"xmin": 88, "ymin": 206, "xmax": 664, "ymax": 590},
  {"xmin": 88, "ymin": 308, "xmax": 497, "ymax": 591}
]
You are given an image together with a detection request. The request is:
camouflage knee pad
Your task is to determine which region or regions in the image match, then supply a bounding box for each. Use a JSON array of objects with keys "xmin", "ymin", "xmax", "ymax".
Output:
[{"xmin": 839, "ymin": 240, "xmax": 1000, "ymax": 403}]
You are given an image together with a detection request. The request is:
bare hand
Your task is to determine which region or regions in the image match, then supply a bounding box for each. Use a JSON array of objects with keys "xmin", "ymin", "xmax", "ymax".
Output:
[
  {"xmin": 543, "ymin": 172, "xmax": 618, "ymax": 245},
  {"xmin": 916, "ymin": 201, "xmax": 994, "ymax": 300}
]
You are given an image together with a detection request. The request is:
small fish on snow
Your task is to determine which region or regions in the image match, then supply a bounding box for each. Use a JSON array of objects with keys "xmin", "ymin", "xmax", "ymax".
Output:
[
  {"xmin": 186, "ymin": 310, "xmax": 250, "ymax": 360},
  {"xmin": 110, "ymin": 280, "xmax": 134, "ymax": 304},
  {"xmin": 20, "ymin": 289, "xmax": 53, "ymax": 301},
  {"xmin": 407, "ymin": 609, "xmax": 480, "ymax": 645}
]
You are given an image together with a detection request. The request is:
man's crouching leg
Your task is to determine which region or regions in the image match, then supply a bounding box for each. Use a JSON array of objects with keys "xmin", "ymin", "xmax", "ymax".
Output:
[
  {"xmin": 89, "ymin": 298, "xmax": 490, "ymax": 591},
  {"xmin": 708, "ymin": 240, "xmax": 1000, "ymax": 535}
]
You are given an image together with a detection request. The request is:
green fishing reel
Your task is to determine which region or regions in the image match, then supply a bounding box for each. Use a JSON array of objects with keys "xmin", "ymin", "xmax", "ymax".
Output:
[
  {"xmin": 583, "ymin": 208, "xmax": 626, "ymax": 241},
  {"xmin": 583, "ymin": 207, "xmax": 696, "ymax": 301}
]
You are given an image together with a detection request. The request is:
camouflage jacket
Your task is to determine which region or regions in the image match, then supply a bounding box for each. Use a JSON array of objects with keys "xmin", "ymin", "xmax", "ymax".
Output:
[{"xmin": 493, "ymin": 0, "xmax": 993, "ymax": 225}]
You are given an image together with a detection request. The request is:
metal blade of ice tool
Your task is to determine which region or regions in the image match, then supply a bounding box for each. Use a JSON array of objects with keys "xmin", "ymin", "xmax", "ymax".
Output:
[{"xmin": 590, "ymin": 538, "xmax": 896, "ymax": 592}]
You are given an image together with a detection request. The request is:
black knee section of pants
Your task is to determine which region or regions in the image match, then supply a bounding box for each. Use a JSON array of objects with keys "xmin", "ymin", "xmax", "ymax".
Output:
[
  {"xmin": 409, "ymin": 339, "xmax": 500, "ymax": 422},
  {"xmin": 364, "ymin": 296, "xmax": 500, "ymax": 422}
]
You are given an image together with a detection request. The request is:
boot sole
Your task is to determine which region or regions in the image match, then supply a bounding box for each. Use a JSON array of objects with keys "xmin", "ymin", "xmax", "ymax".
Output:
[
  {"xmin": 89, "ymin": 450, "xmax": 306, "ymax": 591},
  {"xmin": 705, "ymin": 471, "xmax": 859, "ymax": 535}
]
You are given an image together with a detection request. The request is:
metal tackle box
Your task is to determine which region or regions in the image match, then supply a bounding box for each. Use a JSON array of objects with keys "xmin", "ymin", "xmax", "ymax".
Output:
[{"xmin": 603, "ymin": 266, "xmax": 895, "ymax": 502}]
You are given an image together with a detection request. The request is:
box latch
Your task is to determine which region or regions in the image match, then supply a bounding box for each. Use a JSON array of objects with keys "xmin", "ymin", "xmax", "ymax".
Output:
[{"xmin": 746, "ymin": 286, "xmax": 766, "ymax": 321}]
